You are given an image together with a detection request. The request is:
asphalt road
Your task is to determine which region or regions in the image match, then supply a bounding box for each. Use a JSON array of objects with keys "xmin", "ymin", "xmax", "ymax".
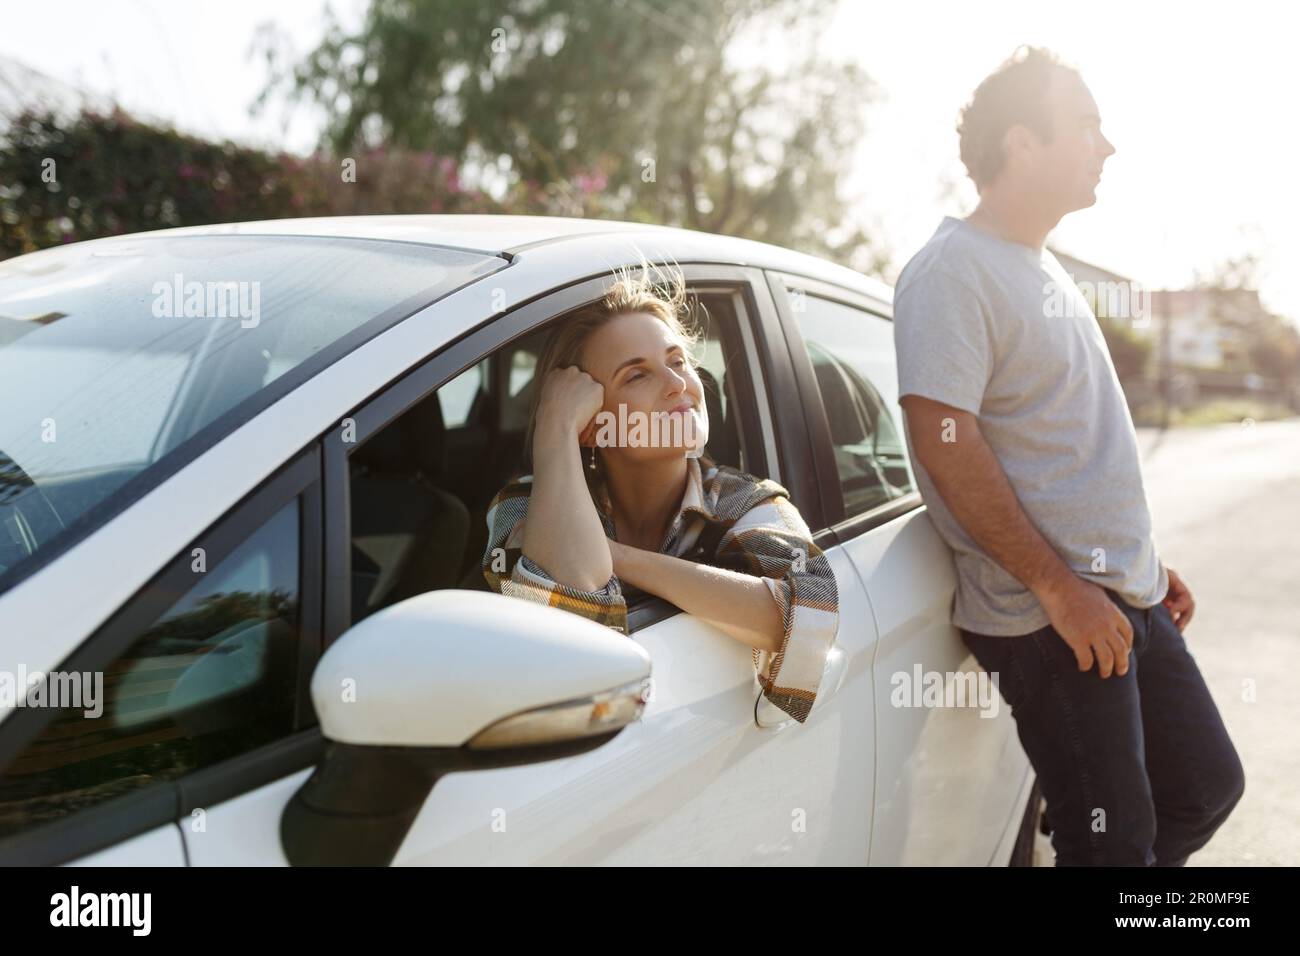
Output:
[{"xmin": 1031, "ymin": 418, "xmax": 1300, "ymax": 866}]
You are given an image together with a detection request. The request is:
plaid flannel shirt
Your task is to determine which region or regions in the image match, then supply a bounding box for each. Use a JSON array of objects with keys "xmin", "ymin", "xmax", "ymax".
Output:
[{"xmin": 481, "ymin": 458, "xmax": 839, "ymax": 724}]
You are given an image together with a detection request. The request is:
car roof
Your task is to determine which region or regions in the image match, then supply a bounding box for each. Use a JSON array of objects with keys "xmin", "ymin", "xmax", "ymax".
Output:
[{"xmin": 136, "ymin": 214, "xmax": 895, "ymax": 304}]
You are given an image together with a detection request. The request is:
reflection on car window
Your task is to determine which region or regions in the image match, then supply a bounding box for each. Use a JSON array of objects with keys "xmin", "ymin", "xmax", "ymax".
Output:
[
  {"xmin": 439, "ymin": 360, "xmax": 486, "ymax": 428},
  {"xmin": 509, "ymin": 350, "xmax": 536, "ymax": 398},
  {"xmin": 794, "ymin": 294, "xmax": 917, "ymax": 518},
  {"xmin": 0, "ymin": 498, "xmax": 302, "ymax": 840},
  {"xmin": 501, "ymin": 341, "xmax": 543, "ymax": 431}
]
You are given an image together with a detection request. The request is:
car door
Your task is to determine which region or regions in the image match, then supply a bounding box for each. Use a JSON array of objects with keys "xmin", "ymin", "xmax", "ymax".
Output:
[
  {"xmin": 585, "ymin": 269, "xmax": 878, "ymax": 868},
  {"xmin": 0, "ymin": 446, "xmax": 323, "ymax": 866},
  {"xmin": 766, "ymin": 271, "xmax": 1030, "ymax": 865},
  {"xmin": 178, "ymin": 262, "xmax": 876, "ymax": 865}
]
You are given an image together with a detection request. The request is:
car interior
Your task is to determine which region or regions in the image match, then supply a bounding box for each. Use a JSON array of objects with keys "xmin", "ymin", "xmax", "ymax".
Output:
[
  {"xmin": 346, "ymin": 291, "xmax": 749, "ymax": 628},
  {"xmin": 804, "ymin": 340, "xmax": 912, "ymax": 514}
]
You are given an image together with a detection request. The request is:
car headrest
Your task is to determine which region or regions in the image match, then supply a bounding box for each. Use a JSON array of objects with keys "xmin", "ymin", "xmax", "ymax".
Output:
[
  {"xmin": 697, "ymin": 367, "xmax": 740, "ymax": 468},
  {"xmin": 403, "ymin": 390, "xmax": 448, "ymax": 481},
  {"xmin": 351, "ymin": 391, "xmax": 446, "ymax": 479}
]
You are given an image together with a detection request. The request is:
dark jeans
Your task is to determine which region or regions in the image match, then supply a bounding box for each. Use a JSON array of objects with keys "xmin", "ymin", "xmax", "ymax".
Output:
[{"xmin": 961, "ymin": 589, "xmax": 1245, "ymax": 866}]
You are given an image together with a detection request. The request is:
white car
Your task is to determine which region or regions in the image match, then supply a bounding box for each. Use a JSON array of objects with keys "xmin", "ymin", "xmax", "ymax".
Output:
[{"xmin": 0, "ymin": 215, "xmax": 1038, "ymax": 866}]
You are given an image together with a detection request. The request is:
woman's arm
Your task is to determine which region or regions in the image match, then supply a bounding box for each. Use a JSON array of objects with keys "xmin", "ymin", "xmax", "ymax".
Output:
[
  {"xmin": 609, "ymin": 540, "xmax": 784, "ymax": 652},
  {"xmin": 481, "ymin": 478, "xmax": 628, "ymax": 633},
  {"xmin": 614, "ymin": 492, "xmax": 839, "ymax": 725},
  {"xmin": 522, "ymin": 367, "xmax": 613, "ymax": 592}
]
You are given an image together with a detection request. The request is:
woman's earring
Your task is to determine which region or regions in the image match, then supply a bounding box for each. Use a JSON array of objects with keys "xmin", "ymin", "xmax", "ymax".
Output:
[{"xmin": 588, "ymin": 446, "xmax": 597, "ymax": 471}]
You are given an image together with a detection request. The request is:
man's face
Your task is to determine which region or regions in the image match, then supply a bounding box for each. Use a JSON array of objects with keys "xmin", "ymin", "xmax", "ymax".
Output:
[{"xmin": 1015, "ymin": 68, "xmax": 1116, "ymax": 214}]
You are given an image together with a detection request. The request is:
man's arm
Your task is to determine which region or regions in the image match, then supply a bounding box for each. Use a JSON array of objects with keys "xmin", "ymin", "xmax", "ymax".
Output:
[{"xmin": 901, "ymin": 394, "xmax": 1134, "ymax": 677}]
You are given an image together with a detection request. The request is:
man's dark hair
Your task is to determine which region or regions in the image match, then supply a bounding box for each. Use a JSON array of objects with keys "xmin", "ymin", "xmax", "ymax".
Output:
[{"xmin": 957, "ymin": 46, "xmax": 1077, "ymax": 190}]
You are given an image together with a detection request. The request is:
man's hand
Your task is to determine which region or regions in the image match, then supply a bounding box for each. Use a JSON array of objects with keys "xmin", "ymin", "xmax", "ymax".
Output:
[
  {"xmin": 1037, "ymin": 574, "xmax": 1134, "ymax": 678},
  {"xmin": 1162, "ymin": 565, "xmax": 1195, "ymax": 633},
  {"xmin": 899, "ymin": 396, "xmax": 1136, "ymax": 679}
]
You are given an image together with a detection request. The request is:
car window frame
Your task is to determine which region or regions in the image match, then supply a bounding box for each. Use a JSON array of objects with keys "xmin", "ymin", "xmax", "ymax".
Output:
[
  {"xmin": 764, "ymin": 270, "xmax": 924, "ymax": 544},
  {"xmin": 323, "ymin": 264, "xmax": 793, "ymax": 644},
  {"xmin": 0, "ymin": 443, "xmax": 324, "ymax": 866}
]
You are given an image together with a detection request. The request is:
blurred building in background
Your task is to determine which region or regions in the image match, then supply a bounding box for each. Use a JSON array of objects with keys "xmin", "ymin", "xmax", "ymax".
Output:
[{"xmin": 1055, "ymin": 248, "xmax": 1299, "ymax": 423}]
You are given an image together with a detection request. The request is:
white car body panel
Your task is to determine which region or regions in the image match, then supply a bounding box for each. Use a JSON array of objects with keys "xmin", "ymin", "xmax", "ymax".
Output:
[
  {"xmin": 64, "ymin": 822, "xmax": 187, "ymax": 866},
  {"xmin": 842, "ymin": 507, "xmax": 1030, "ymax": 864},
  {"xmin": 183, "ymin": 770, "xmax": 312, "ymax": 866}
]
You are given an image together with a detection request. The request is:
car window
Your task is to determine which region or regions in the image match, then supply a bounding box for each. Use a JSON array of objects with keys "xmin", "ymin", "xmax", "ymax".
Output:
[
  {"xmin": 439, "ymin": 359, "xmax": 487, "ymax": 428},
  {"xmin": 0, "ymin": 497, "xmax": 303, "ymax": 840},
  {"xmin": 500, "ymin": 339, "xmax": 543, "ymax": 432},
  {"xmin": 345, "ymin": 286, "xmax": 758, "ymax": 627},
  {"xmin": 0, "ymin": 235, "xmax": 504, "ymax": 598},
  {"xmin": 792, "ymin": 294, "xmax": 917, "ymax": 517},
  {"xmin": 689, "ymin": 293, "xmax": 748, "ymax": 473}
]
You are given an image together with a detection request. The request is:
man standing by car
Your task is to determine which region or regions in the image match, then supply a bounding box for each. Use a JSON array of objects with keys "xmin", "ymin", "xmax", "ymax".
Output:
[{"xmin": 892, "ymin": 46, "xmax": 1244, "ymax": 866}]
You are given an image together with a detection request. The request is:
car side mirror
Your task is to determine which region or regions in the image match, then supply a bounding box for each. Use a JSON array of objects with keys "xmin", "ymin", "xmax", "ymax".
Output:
[{"xmin": 280, "ymin": 589, "xmax": 650, "ymax": 866}]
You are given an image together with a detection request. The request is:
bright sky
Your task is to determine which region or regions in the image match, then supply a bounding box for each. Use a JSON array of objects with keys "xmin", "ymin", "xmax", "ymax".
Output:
[
  {"xmin": 828, "ymin": 0, "xmax": 1300, "ymax": 321},
  {"xmin": 2, "ymin": 0, "xmax": 1295, "ymax": 320}
]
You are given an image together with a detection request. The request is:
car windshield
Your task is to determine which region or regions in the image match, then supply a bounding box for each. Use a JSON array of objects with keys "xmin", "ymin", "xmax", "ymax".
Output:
[{"xmin": 0, "ymin": 233, "xmax": 505, "ymax": 595}]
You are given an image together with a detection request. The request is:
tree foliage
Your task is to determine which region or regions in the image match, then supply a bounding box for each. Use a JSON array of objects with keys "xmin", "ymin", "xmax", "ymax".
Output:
[
  {"xmin": 256, "ymin": 0, "xmax": 882, "ymax": 266},
  {"xmin": 0, "ymin": 108, "xmax": 303, "ymax": 257}
]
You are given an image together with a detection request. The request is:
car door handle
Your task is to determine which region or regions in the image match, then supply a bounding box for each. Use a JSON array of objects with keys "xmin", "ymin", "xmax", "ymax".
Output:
[{"xmin": 754, "ymin": 644, "xmax": 848, "ymax": 729}]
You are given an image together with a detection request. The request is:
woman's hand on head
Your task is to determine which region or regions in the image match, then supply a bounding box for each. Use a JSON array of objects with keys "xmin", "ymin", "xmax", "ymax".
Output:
[{"xmin": 537, "ymin": 365, "xmax": 605, "ymax": 448}]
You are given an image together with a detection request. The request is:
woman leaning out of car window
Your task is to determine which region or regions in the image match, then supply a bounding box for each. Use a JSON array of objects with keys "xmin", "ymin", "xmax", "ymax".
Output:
[{"xmin": 481, "ymin": 263, "xmax": 838, "ymax": 724}]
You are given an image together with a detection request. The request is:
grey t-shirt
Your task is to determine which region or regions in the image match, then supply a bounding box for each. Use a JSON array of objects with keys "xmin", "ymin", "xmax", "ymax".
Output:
[{"xmin": 893, "ymin": 215, "xmax": 1167, "ymax": 636}]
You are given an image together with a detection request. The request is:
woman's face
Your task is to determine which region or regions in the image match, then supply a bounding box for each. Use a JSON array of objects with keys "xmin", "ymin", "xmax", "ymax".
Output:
[{"xmin": 580, "ymin": 311, "xmax": 709, "ymax": 462}]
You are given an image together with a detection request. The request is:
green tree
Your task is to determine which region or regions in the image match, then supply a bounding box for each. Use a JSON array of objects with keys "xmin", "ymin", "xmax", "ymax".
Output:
[
  {"xmin": 255, "ymin": 0, "xmax": 883, "ymax": 267},
  {"xmin": 1247, "ymin": 312, "xmax": 1300, "ymax": 392},
  {"xmin": 0, "ymin": 109, "xmax": 303, "ymax": 257},
  {"xmin": 1197, "ymin": 252, "xmax": 1300, "ymax": 391},
  {"xmin": 1096, "ymin": 315, "xmax": 1153, "ymax": 381}
]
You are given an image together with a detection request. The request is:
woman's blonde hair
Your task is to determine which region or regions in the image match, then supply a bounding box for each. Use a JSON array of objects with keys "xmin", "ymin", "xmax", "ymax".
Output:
[{"xmin": 522, "ymin": 258, "xmax": 711, "ymax": 497}]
